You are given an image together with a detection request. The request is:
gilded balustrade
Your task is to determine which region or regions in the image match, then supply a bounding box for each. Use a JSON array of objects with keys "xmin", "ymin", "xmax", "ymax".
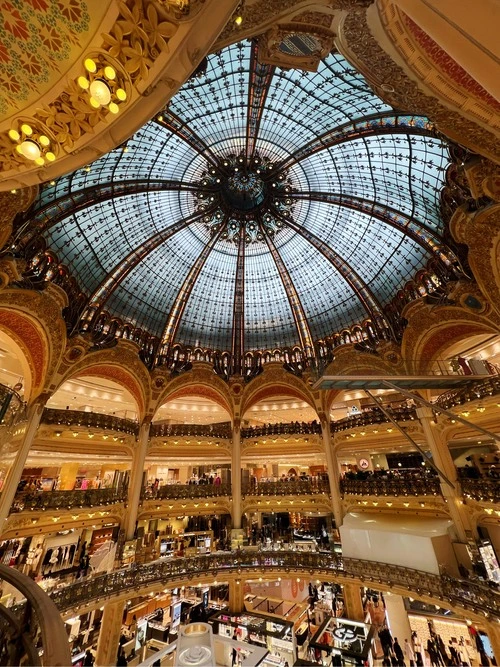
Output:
[
  {"xmin": 0, "ymin": 563, "xmax": 71, "ymax": 666},
  {"xmin": 461, "ymin": 478, "xmax": 500, "ymax": 504},
  {"xmin": 340, "ymin": 475, "xmax": 441, "ymax": 497},
  {"xmin": 241, "ymin": 422, "xmax": 321, "ymax": 439},
  {"xmin": 152, "ymin": 483, "xmax": 231, "ymax": 500},
  {"xmin": 241, "ymin": 480, "xmax": 330, "ymax": 497},
  {"xmin": 11, "ymin": 486, "xmax": 128, "ymax": 512},
  {"xmin": 48, "ymin": 550, "xmax": 500, "ymax": 621},
  {"xmin": 0, "ymin": 383, "xmax": 27, "ymax": 448},
  {"xmin": 42, "ymin": 407, "xmax": 138, "ymax": 435},
  {"xmin": 332, "ymin": 406, "xmax": 417, "ymax": 432},
  {"xmin": 150, "ymin": 422, "xmax": 232, "ymax": 439},
  {"xmin": 436, "ymin": 375, "xmax": 500, "ymax": 410}
]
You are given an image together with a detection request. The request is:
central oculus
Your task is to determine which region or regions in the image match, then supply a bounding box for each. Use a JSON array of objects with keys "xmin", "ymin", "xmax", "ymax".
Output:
[
  {"xmin": 222, "ymin": 172, "xmax": 266, "ymax": 211},
  {"xmin": 193, "ymin": 153, "xmax": 295, "ymax": 244}
]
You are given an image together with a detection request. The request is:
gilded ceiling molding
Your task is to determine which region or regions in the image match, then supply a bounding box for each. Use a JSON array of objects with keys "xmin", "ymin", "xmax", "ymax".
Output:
[
  {"xmin": 54, "ymin": 339, "xmax": 152, "ymax": 419},
  {"xmin": 401, "ymin": 289, "xmax": 500, "ymax": 374},
  {"xmin": 214, "ymin": 0, "xmax": 371, "ymax": 50},
  {"xmin": 450, "ymin": 203, "xmax": 500, "ymax": 319},
  {"xmin": 336, "ymin": 7, "xmax": 500, "ymax": 164},
  {"xmin": 0, "ymin": 0, "xmax": 239, "ymax": 191},
  {"xmin": 377, "ymin": 1, "xmax": 500, "ymax": 135},
  {"xmin": 322, "ymin": 342, "xmax": 405, "ymax": 378},
  {"xmin": 0, "ymin": 288, "xmax": 67, "ymax": 401}
]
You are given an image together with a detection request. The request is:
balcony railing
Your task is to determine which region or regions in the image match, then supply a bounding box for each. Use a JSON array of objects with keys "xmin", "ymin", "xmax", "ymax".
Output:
[
  {"xmin": 242, "ymin": 480, "xmax": 330, "ymax": 496},
  {"xmin": 0, "ymin": 384, "xmax": 27, "ymax": 444},
  {"xmin": 48, "ymin": 549, "xmax": 500, "ymax": 621},
  {"xmin": 242, "ymin": 422, "xmax": 322, "ymax": 438},
  {"xmin": 11, "ymin": 486, "xmax": 128, "ymax": 512},
  {"xmin": 148, "ymin": 483, "xmax": 231, "ymax": 500},
  {"xmin": 461, "ymin": 478, "xmax": 500, "ymax": 504},
  {"xmin": 332, "ymin": 406, "xmax": 417, "ymax": 432},
  {"xmin": 42, "ymin": 407, "xmax": 138, "ymax": 435},
  {"xmin": 150, "ymin": 422, "xmax": 232, "ymax": 439},
  {"xmin": 0, "ymin": 563, "xmax": 71, "ymax": 666},
  {"xmin": 436, "ymin": 375, "xmax": 500, "ymax": 410},
  {"xmin": 340, "ymin": 474, "xmax": 441, "ymax": 497}
]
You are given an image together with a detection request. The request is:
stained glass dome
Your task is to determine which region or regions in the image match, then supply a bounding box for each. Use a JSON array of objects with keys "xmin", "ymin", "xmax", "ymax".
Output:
[{"xmin": 25, "ymin": 41, "xmax": 456, "ymax": 365}]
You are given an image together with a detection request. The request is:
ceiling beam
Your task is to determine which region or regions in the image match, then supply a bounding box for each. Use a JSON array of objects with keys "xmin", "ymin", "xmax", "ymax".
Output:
[
  {"xmin": 231, "ymin": 231, "xmax": 246, "ymax": 375},
  {"xmin": 263, "ymin": 231, "xmax": 315, "ymax": 356},
  {"xmin": 273, "ymin": 113, "xmax": 435, "ymax": 172},
  {"xmin": 16, "ymin": 179, "xmax": 205, "ymax": 247},
  {"xmin": 283, "ymin": 190, "xmax": 458, "ymax": 266},
  {"xmin": 245, "ymin": 41, "xmax": 275, "ymax": 159}
]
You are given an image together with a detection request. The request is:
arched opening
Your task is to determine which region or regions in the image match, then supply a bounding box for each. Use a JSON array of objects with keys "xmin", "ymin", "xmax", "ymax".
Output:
[{"xmin": 47, "ymin": 375, "xmax": 138, "ymax": 420}]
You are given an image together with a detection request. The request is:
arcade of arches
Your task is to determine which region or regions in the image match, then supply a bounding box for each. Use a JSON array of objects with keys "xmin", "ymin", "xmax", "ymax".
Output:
[{"xmin": 0, "ymin": 1, "xmax": 499, "ymax": 666}]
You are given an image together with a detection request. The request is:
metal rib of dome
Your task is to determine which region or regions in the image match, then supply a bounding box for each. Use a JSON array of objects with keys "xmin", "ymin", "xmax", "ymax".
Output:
[{"xmin": 26, "ymin": 40, "xmax": 456, "ymax": 358}]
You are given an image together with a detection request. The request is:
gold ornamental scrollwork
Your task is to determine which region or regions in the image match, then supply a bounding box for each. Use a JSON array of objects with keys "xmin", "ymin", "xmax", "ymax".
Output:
[{"xmin": 338, "ymin": 9, "xmax": 500, "ymax": 164}]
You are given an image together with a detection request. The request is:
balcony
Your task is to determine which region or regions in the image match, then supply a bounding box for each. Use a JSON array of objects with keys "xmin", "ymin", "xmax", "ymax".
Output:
[
  {"xmin": 340, "ymin": 473, "xmax": 441, "ymax": 498},
  {"xmin": 461, "ymin": 478, "xmax": 500, "ymax": 504},
  {"xmin": 150, "ymin": 422, "xmax": 232, "ymax": 439},
  {"xmin": 0, "ymin": 383, "xmax": 27, "ymax": 445},
  {"xmin": 0, "ymin": 563, "xmax": 71, "ymax": 666},
  {"xmin": 242, "ymin": 422, "xmax": 322, "ymax": 439},
  {"xmin": 148, "ymin": 483, "xmax": 232, "ymax": 500},
  {"xmin": 436, "ymin": 375, "xmax": 500, "ymax": 410},
  {"xmin": 42, "ymin": 407, "xmax": 138, "ymax": 435},
  {"xmin": 11, "ymin": 487, "xmax": 128, "ymax": 513},
  {"xmin": 242, "ymin": 480, "xmax": 330, "ymax": 497},
  {"xmin": 332, "ymin": 406, "xmax": 417, "ymax": 432},
  {"xmin": 48, "ymin": 549, "xmax": 500, "ymax": 622}
]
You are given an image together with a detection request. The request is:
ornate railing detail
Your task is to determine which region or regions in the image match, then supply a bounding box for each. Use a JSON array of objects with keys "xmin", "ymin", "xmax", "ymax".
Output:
[
  {"xmin": 150, "ymin": 483, "xmax": 231, "ymax": 500},
  {"xmin": 340, "ymin": 475, "xmax": 441, "ymax": 497},
  {"xmin": 0, "ymin": 384, "xmax": 27, "ymax": 448},
  {"xmin": 0, "ymin": 563, "xmax": 71, "ymax": 666},
  {"xmin": 48, "ymin": 550, "xmax": 500, "ymax": 621},
  {"xmin": 332, "ymin": 406, "xmax": 417, "ymax": 432},
  {"xmin": 150, "ymin": 422, "xmax": 232, "ymax": 439},
  {"xmin": 11, "ymin": 487, "xmax": 128, "ymax": 512},
  {"xmin": 42, "ymin": 408, "xmax": 138, "ymax": 435},
  {"xmin": 436, "ymin": 375, "xmax": 500, "ymax": 410},
  {"xmin": 461, "ymin": 478, "xmax": 500, "ymax": 504},
  {"xmin": 242, "ymin": 480, "xmax": 330, "ymax": 497},
  {"xmin": 242, "ymin": 422, "xmax": 321, "ymax": 438}
]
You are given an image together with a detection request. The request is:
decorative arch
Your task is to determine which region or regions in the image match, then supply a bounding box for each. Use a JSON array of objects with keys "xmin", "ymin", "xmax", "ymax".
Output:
[
  {"xmin": 401, "ymin": 297, "xmax": 500, "ymax": 374},
  {"xmin": 0, "ymin": 289, "xmax": 67, "ymax": 401},
  {"xmin": 241, "ymin": 365, "xmax": 318, "ymax": 418},
  {"xmin": 153, "ymin": 368, "xmax": 234, "ymax": 420},
  {"xmin": 55, "ymin": 342, "xmax": 151, "ymax": 419}
]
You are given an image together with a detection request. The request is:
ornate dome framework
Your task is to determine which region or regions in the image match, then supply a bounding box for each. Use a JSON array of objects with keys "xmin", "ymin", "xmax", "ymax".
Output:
[{"xmin": 17, "ymin": 41, "xmax": 462, "ymax": 373}]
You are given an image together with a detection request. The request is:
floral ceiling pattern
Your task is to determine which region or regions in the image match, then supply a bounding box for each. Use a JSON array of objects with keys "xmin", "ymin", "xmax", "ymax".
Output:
[{"xmin": 0, "ymin": 0, "xmax": 107, "ymax": 117}]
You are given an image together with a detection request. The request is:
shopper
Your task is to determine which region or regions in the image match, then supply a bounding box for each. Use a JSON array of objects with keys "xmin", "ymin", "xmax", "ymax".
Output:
[
  {"xmin": 393, "ymin": 638, "xmax": 405, "ymax": 666},
  {"xmin": 404, "ymin": 638, "xmax": 415, "ymax": 667},
  {"xmin": 83, "ymin": 649, "xmax": 94, "ymax": 666}
]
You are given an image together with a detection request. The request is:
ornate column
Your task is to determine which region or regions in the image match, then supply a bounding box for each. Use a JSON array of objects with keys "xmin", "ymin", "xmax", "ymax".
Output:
[
  {"xmin": 123, "ymin": 418, "xmax": 151, "ymax": 541},
  {"xmin": 228, "ymin": 579, "xmax": 245, "ymax": 614},
  {"xmin": 95, "ymin": 600, "xmax": 125, "ymax": 666},
  {"xmin": 484, "ymin": 623, "xmax": 500, "ymax": 666},
  {"xmin": 416, "ymin": 407, "xmax": 472, "ymax": 542},
  {"xmin": 0, "ymin": 397, "xmax": 45, "ymax": 533},
  {"xmin": 320, "ymin": 417, "xmax": 343, "ymax": 529},
  {"xmin": 231, "ymin": 419, "xmax": 242, "ymax": 530},
  {"xmin": 342, "ymin": 583, "xmax": 365, "ymax": 621}
]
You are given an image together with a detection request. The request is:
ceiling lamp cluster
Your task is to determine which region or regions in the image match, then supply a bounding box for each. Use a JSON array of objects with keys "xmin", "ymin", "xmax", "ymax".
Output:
[
  {"xmin": 78, "ymin": 57, "xmax": 127, "ymax": 115},
  {"xmin": 8, "ymin": 123, "xmax": 56, "ymax": 166},
  {"xmin": 193, "ymin": 153, "xmax": 294, "ymax": 244}
]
